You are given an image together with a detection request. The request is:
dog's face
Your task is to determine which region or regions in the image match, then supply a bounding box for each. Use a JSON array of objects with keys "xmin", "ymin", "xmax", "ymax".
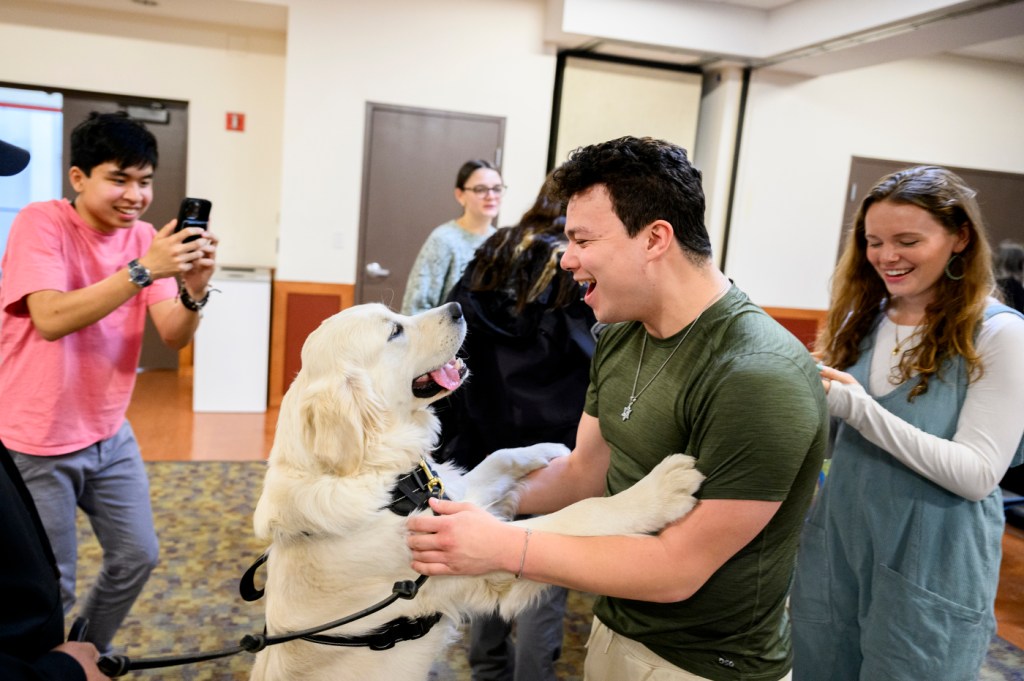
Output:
[{"xmin": 280, "ymin": 302, "xmax": 468, "ymax": 476}]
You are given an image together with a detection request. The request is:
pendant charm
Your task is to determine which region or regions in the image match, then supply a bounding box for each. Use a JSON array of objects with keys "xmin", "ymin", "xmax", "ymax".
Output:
[{"xmin": 621, "ymin": 398, "xmax": 636, "ymax": 421}]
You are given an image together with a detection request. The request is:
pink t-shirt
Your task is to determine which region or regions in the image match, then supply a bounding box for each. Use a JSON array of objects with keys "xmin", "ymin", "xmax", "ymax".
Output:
[{"xmin": 0, "ymin": 199, "xmax": 177, "ymax": 455}]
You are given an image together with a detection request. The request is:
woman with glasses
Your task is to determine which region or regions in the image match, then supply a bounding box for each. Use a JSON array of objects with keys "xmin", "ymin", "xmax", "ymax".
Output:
[{"xmin": 401, "ymin": 159, "xmax": 505, "ymax": 315}]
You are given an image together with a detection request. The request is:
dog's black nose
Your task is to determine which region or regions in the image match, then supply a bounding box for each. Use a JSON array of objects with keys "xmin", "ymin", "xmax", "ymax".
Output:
[{"xmin": 445, "ymin": 302, "xmax": 463, "ymax": 322}]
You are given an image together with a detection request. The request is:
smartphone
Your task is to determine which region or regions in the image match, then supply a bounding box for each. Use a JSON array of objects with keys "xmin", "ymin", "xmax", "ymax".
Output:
[{"xmin": 175, "ymin": 198, "xmax": 212, "ymax": 243}]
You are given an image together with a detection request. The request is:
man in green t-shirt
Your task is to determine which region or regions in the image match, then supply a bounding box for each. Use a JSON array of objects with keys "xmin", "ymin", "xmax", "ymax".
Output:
[{"xmin": 408, "ymin": 136, "xmax": 828, "ymax": 681}]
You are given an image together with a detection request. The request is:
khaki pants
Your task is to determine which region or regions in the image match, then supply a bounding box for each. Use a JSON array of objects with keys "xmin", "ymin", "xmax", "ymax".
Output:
[{"xmin": 584, "ymin": 617, "xmax": 793, "ymax": 681}]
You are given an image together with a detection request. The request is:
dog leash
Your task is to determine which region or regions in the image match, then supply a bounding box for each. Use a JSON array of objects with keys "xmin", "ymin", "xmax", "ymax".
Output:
[
  {"xmin": 98, "ymin": 458, "xmax": 449, "ymax": 676},
  {"xmin": 98, "ymin": 574, "xmax": 430, "ymax": 676}
]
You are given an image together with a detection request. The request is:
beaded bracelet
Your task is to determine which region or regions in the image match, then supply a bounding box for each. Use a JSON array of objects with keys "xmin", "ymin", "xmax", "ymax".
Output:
[{"xmin": 179, "ymin": 286, "xmax": 211, "ymax": 312}]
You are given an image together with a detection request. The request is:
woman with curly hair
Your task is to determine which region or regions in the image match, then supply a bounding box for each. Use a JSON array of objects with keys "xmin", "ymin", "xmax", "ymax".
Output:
[{"xmin": 791, "ymin": 166, "xmax": 1024, "ymax": 680}]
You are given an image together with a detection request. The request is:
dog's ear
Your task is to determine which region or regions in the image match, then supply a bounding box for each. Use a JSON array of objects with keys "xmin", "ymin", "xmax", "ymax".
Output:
[{"xmin": 298, "ymin": 368, "xmax": 386, "ymax": 477}]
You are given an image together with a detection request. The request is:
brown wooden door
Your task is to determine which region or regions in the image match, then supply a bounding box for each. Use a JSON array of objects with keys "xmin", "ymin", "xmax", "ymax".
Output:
[{"xmin": 356, "ymin": 103, "xmax": 505, "ymax": 308}]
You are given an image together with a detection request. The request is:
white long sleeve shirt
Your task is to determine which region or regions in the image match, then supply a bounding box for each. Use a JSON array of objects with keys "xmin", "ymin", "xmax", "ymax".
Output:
[{"xmin": 827, "ymin": 306, "xmax": 1024, "ymax": 501}]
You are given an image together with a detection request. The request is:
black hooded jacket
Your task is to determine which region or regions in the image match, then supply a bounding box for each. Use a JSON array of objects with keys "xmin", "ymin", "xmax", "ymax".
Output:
[
  {"xmin": 435, "ymin": 277, "xmax": 596, "ymax": 471},
  {"xmin": 0, "ymin": 444, "xmax": 85, "ymax": 681}
]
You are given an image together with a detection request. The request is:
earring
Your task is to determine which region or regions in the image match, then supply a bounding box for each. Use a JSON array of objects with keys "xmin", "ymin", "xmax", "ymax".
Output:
[{"xmin": 945, "ymin": 253, "xmax": 965, "ymax": 281}]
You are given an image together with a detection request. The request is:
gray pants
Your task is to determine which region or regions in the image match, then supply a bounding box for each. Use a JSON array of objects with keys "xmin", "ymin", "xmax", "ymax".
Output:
[
  {"xmin": 468, "ymin": 585, "xmax": 568, "ymax": 681},
  {"xmin": 9, "ymin": 421, "xmax": 159, "ymax": 653}
]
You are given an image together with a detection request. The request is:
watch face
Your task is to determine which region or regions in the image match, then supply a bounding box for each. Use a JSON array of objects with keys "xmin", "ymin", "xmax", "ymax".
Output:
[{"xmin": 129, "ymin": 260, "xmax": 152, "ymax": 287}]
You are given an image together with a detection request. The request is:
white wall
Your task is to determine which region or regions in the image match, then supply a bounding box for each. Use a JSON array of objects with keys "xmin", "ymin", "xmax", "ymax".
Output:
[
  {"xmin": 5, "ymin": 1, "xmax": 1024, "ymax": 310},
  {"xmin": 726, "ymin": 54, "xmax": 1024, "ymax": 310},
  {"xmin": 0, "ymin": 5, "xmax": 286, "ymax": 268},
  {"xmin": 275, "ymin": 0, "xmax": 557, "ymax": 283},
  {"xmin": 0, "ymin": 0, "xmax": 559, "ymax": 284},
  {"xmin": 555, "ymin": 57, "xmax": 701, "ymax": 168}
]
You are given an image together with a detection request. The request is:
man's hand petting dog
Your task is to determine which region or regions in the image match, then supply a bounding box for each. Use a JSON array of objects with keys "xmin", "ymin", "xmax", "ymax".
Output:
[{"xmin": 408, "ymin": 497, "xmax": 519, "ymax": 576}]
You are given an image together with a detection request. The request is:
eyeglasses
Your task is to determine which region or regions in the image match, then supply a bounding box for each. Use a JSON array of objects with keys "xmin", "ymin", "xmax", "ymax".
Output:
[{"xmin": 463, "ymin": 184, "xmax": 507, "ymax": 197}]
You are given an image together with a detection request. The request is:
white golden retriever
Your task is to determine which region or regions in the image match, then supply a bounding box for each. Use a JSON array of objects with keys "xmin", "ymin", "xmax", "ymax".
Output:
[{"xmin": 249, "ymin": 302, "xmax": 704, "ymax": 681}]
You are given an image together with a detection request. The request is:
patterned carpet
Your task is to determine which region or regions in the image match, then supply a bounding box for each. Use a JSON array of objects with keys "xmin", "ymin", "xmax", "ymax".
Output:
[{"xmin": 72, "ymin": 461, "xmax": 1024, "ymax": 680}]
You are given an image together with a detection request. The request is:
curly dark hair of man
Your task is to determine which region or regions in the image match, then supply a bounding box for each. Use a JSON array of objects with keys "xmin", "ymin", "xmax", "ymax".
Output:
[{"xmin": 551, "ymin": 136, "xmax": 711, "ymax": 262}]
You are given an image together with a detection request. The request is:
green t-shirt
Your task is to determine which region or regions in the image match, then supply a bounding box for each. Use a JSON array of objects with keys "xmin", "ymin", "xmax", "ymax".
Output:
[{"xmin": 588, "ymin": 286, "xmax": 828, "ymax": 681}]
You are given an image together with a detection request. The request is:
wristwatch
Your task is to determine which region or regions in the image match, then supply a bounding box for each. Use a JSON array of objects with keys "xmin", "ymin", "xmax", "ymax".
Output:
[{"xmin": 127, "ymin": 259, "xmax": 152, "ymax": 288}]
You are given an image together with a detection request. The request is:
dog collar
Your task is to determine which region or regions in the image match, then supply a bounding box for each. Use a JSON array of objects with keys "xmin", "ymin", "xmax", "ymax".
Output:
[{"xmin": 387, "ymin": 458, "xmax": 448, "ymax": 516}]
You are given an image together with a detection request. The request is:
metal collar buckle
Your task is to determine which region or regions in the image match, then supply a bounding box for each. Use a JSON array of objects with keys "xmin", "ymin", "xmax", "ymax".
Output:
[
  {"xmin": 417, "ymin": 458, "xmax": 444, "ymax": 498},
  {"xmin": 387, "ymin": 458, "xmax": 449, "ymax": 516}
]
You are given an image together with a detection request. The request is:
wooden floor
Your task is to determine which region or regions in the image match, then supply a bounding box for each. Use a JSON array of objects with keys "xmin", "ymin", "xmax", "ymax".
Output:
[
  {"xmin": 128, "ymin": 368, "xmax": 278, "ymax": 461},
  {"xmin": 127, "ymin": 368, "xmax": 1024, "ymax": 651}
]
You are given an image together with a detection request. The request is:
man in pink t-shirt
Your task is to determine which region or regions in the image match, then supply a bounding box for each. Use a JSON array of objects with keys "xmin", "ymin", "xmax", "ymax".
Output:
[{"xmin": 0, "ymin": 112, "xmax": 219, "ymax": 655}]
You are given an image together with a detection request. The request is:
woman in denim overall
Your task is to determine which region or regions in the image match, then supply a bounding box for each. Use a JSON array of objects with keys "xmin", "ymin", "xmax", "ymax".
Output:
[{"xmin": 790, "ymin": 166, "xmax": 1024, "ymax": 681}]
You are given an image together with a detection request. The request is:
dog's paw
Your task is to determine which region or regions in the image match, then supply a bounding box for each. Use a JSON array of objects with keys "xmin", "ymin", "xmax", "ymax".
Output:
[
  {"xmin": 460, "ymin": 443, "xmax": 569, "ymax": 513},
  {"xmin": 647, "ymin": 453, "xmax": 703, "ymax": 494},
  {"xmin": 488, "ymin": 442, "xmax": 568, "ymax": 476},
  {"xmin": 625, "ymin": 454, "xmax": 704, "ymax": 526},
  {"xmin": 521, "ymin": 454, "xmax": 704, "ymax": 538}
]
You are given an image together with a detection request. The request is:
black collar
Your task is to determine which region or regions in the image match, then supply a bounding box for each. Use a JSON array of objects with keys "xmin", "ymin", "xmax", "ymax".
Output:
[{"xmin": 387, "ymin": 458, "xmax": 448, "ymax": 516}]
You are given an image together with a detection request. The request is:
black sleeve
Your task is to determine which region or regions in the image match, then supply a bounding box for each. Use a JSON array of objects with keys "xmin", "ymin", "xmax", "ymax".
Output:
[
  {"xmin": 0, "ymin": 445, "xmax": 84, "ymax": 681},
  {"xmin": 0, "ymin": 651, "xmax": 87, "ymax": 681}
]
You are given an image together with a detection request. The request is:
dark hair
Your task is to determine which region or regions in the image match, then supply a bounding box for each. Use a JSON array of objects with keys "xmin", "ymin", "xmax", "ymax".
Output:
[
  {"xmin": 820, "ymin": 165, "xmax": 994, "ymax": 400},
  {"xmin": 455, "ymin": 159, "xmax": 498, "ymax": 189},
  {"xmin": 996, "ymin": 240, "xmax": 1024, "ymax": 282},
  {"xmin": 552, "ymin": 136, "xmax": 710, "ymax": 261},
  {"xmin": 464, "ymin": 173, "xmax": 580, "ymax": 313},
  {"xmin": 70, "ymin": 111, "xmax": 158, "ymax": 175}
]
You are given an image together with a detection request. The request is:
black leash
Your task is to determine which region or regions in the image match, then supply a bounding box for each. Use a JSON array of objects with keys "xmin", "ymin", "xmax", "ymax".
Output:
[
  {"xmin": 99, "ymin": 575, "xmax": 429, "ymax": 676},
  {"xmin": 98, "ymin": 457, "xmax": 449, "ymax": 677}
]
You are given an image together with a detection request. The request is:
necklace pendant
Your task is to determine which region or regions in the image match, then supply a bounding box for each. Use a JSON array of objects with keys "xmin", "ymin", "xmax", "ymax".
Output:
[{"xmin": 621, "ymin": 398, "xmax": 636, "ymax": 422}]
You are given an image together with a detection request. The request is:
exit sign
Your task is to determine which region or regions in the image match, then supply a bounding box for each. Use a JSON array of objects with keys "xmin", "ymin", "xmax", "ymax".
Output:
[{"xmin": 226, "ymin": 112, "xmax": 246, "ymax": 132}]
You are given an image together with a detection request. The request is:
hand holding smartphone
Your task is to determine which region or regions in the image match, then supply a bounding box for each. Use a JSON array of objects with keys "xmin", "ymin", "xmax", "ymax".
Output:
[{"xmin": 175, "ymin": 197, "xmax": 212, "ymax": 243}]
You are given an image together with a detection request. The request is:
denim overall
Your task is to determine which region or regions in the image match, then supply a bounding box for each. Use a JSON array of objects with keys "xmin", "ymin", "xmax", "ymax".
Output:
[{"xmin": 791, "ymin": 304, "xmax": 1024, "ymax": 681}]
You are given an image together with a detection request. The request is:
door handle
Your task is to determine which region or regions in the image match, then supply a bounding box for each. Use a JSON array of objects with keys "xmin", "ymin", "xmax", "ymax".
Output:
[{"xmin": 365, "ymin": 262, "xmax": 391, "ymax": 278}]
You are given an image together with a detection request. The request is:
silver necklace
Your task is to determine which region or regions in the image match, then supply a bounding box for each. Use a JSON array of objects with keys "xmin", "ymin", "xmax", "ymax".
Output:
[{"xmin": 621, "ymin": 285, "xmax": 728, "ymax": 421}]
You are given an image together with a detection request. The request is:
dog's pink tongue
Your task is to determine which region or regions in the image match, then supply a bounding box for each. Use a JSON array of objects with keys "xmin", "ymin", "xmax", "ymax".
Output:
[{"xmin": 429, "ymin": 360, "xmax": 461, "ymax": 390}]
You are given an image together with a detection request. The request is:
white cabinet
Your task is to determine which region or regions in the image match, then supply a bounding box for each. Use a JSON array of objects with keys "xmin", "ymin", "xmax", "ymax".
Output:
[{"xmin": 192, "ymin": 266, "xmax": 271, "ymax": 413}]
